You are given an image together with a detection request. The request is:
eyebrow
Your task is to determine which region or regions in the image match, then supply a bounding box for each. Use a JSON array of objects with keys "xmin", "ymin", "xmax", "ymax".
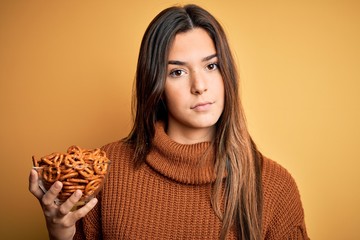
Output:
[{"xmin": 168, "ymin": 53, "xmax": 218, "ymax": 66}]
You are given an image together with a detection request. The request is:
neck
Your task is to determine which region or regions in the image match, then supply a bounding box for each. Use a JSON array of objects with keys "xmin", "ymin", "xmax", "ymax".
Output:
[
  {"xmin": 166, "ymin": 122, "xmax": 215, "ymax": 144},
  {"xmin": 146, "ymin": 121, "xmax": 217, "ymax": 184}
]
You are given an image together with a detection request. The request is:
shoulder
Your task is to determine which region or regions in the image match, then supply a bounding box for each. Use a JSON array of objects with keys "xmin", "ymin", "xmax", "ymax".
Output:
[
  {"xmin": 100, "ymin": 140, "xmax": 136, "ymax": 171},
  {"xmin": 261, "ymin": 156, "xmax": 301, "ymax": 210},
  {"xmin": 262, "ymin": 157, "xmax": 298, "ymax": 195},
  {"xmin": 101, "ymin": 140, "xmax": 134, "ymax": 159},
  {"xmin": 261, "ymin": 157, "xmax": 309, "ymax": 239},
  {"xmin": 101, "ymin": 139, "xmax": 130, "ymax": 152}
]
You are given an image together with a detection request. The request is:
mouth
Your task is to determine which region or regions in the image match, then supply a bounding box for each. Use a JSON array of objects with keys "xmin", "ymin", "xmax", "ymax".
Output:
[{"xmin": 190, "ymin": 101, "xmax": 214, "ymax": 110}]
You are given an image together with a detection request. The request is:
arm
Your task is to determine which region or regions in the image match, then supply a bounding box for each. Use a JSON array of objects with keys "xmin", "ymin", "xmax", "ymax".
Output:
[{"xmin": 28, "ymin": 169, "xmax": 98, "ymax": 240}]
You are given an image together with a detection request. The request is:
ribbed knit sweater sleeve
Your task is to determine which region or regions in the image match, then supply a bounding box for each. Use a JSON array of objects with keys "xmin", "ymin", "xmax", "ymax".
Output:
[
  {"xmin": 261, "ymin": 158, "xmax": 309, "ymax": 239},
  {"xmin": 73, "ymin": 193, "xmax": 102, "ymax": 239}
]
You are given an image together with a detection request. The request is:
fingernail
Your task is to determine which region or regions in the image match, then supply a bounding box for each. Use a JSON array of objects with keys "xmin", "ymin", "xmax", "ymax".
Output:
[
  {"xmin": 54, "ymin": 181, "xmax": 62, "ymax": 190},
  {"xmin": 74, "ymin": 190, "xmax": 82, "ymax": 197},
  {"xmin": 90, "ymin": 198, "xmax": 98, "ymax": 206}
]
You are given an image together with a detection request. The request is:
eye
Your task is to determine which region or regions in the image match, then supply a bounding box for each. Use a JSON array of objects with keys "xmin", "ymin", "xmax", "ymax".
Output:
[
  {"xmin": 206, "ymin": 63, "xmax": 219, "ymax": 71},
  {"xmin": 169, "ymin": 69, "xmax": 186, "ymax": 77}
]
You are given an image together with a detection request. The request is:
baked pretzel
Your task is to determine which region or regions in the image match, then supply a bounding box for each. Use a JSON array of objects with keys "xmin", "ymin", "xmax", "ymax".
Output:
[
  {"xmin": 85, "ymin": 178, "xmax": 103, "ymax": 196},
  {"xmin": 32, "ymin": 145, "xmax": 110, "ymax": 204},
  {"xmin": 42, "ymin": 166, "xmax": 61, "ymax": 183},
  {"xmin": 92, "ymin": 156, "xmax": 107, "ymax": 174}
]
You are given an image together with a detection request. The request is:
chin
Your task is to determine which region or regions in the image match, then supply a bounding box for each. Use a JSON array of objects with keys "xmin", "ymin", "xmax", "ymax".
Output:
[{"xmin": 189, "ymin": 118, "xmax": 219, "ymax": 129}]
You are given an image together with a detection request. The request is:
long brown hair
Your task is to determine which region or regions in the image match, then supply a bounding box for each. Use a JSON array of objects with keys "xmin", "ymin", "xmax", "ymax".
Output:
[{"xmin": 126, "ymin": 4, "xmax": 263, "ymax": 239}]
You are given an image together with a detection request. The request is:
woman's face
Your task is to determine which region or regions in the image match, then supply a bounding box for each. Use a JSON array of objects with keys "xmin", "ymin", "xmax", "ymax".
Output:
[{"xmin": 164, "ymin": 28, "xmax": 225, "ymax": 144}]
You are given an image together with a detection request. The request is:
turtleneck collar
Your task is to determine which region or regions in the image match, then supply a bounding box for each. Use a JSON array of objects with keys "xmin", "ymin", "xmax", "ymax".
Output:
[{"xmin": 145, "ymin": 122, "xmax": 216, "ymax": 185}]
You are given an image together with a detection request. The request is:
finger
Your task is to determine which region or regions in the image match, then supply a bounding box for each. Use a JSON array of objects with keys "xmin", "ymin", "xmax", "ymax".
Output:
[
  {"xmin": 42, "ymin": 181, "xmax": 63, "ymax": 207},
  {"xmin": 71, "ymin": 198, "xmax": 98, "ymax": 222},
  {"xmin": 58, "ymin": 190, "xmax": 83, "ymax": 217},
  {"xmin": 29, "ymin": 169, "xmax": 44, "ymax": 199}
]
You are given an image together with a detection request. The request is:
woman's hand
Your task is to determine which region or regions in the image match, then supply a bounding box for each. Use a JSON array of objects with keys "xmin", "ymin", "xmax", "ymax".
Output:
[{"xmin": 29, "ymin": 169, "xmax": 98, "ymax": 240}]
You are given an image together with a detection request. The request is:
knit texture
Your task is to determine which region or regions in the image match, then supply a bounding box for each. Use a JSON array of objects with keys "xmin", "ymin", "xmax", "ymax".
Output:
[{"xmin": 74, "ymin": 123, "xmax": 309, "ymax": 239}]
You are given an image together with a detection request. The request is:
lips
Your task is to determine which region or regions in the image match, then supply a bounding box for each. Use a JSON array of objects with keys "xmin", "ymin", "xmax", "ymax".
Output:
[{"xmin": 190, "ymin": 101, "xmax": 213, "ymax": 110}]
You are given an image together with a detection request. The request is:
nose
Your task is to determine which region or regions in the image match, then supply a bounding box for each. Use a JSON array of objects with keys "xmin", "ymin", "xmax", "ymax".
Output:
[{"xmin": 190, "ymin": 71, "xmax": 207, "ymax": 95}]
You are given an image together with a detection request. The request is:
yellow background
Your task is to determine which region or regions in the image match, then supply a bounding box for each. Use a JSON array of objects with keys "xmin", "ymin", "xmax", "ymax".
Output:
[{"xmin": 1, "ymin": 0, "xmax": 359, "ymax": 239}]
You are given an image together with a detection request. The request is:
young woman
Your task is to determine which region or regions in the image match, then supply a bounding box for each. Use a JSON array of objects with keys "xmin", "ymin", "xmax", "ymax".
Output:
[{"xmin": 29, "ymin": 4, "xmax": 309, "ymax": 240}]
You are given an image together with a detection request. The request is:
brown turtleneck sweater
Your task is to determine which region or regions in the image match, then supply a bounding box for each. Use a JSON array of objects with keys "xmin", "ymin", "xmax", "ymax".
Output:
[{"xmin": 74, "ymin": 123, "xmax": 309, "ymax": 239}]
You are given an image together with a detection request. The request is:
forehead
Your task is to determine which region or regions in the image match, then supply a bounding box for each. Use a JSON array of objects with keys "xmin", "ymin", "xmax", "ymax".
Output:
[{"xmin": 168, "ymin": 28, "xmax": 216, "ymax": 60}]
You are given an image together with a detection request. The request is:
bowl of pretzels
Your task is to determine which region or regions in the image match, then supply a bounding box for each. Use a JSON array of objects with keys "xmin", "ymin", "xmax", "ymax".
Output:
[{"xmin": 32, "ymin": 145, "xmax": 111, "ymax": 206}]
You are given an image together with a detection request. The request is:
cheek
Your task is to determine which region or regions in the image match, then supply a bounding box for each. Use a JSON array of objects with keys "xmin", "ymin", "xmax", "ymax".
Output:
[{"xmin": 164, "ymin": 86, "xmax": 182, "ymax": 111}]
